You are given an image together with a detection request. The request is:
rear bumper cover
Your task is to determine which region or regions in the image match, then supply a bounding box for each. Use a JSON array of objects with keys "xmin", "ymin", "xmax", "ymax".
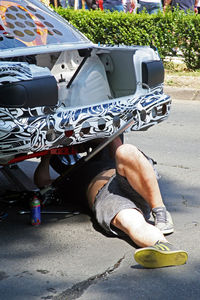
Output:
[{"xmin": 0, "ymin": 86, "xmax": 171, "ymax": 162}]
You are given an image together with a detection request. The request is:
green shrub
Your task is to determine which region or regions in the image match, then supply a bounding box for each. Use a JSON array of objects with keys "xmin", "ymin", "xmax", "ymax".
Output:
[{"xmin": 55, "ymin": 7, "xmax": 200, "ymax": 70}]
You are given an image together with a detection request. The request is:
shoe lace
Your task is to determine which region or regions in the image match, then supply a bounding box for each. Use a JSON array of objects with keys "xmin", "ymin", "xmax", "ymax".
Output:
[{"xmin": 153, "ymin": 208, "xmax": 167, "ymax": 223}]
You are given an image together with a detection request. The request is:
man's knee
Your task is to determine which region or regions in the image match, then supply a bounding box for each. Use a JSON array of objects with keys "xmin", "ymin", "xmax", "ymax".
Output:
[
  {"xmin": 112, "ymin": 208, "xmax": 146, "ymax": 233},
  {"xmin": 115, "ymin": 144, "xmax": 141, "ymax": 174},
  {"xmin": 116, "ymin": 144, "xmax": 140, "ymax": 161}
]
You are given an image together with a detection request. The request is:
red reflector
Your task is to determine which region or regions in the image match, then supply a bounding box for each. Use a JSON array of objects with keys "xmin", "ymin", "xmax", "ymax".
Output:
[{"xmin": 65, "ymin": 130, "xmax": 74, "ymax": 137}]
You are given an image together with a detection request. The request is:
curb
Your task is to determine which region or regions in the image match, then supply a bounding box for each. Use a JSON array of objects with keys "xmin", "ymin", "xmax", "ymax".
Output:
[{"xmin": 164, "ymin": 86, "xmax": 200, "ymax": 101}]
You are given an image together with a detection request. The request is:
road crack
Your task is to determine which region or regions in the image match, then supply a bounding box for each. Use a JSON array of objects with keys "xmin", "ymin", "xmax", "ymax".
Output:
[
  {"xmin": 52, "ymin": 255, "xmax": 125, "ymax": 300},
  {"xmin": 159, "ymin": 163, "xmax": 190, "ymax": 170},
  {"xmin": 181, "ymin": 195, "xmax": 188, "ymax": 207}
]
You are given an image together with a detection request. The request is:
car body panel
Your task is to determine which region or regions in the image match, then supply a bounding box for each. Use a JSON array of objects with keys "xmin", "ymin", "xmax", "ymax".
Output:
[{"xmin": 0, "ymin": 0, "xmax": 171, "ymax": 164}]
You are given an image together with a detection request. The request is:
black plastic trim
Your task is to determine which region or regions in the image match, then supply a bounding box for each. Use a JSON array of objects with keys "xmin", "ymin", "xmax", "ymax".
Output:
[
  {"xmin": 142, "ymin": 60, "xmax": 164, "ymax": 88},
  {"xmin": 0, "ymin": 76, "xmax": 58, "ymax": 108}
]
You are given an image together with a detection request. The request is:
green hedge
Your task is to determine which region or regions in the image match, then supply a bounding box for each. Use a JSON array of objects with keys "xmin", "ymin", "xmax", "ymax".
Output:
[{"xmin": 55, "ymin": 7, "xmax": 200, "ymax": 69}]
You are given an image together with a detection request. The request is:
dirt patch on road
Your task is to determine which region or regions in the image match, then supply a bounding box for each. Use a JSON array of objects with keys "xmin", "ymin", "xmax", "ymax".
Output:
[{"xmin": 165, "ymin": 74, "xmax": 200, "ymax": 89}]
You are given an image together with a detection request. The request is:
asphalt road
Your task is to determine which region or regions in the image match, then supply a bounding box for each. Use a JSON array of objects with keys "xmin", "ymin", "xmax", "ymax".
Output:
[{"xmin": 0, "ymin": 99, "xmax": 200, "ymax": 300}]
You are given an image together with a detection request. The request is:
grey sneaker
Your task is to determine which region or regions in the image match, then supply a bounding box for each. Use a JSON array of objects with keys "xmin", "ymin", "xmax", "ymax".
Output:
[
  {"xmin": 134, "ymin": 241, "xmax": 188, "ymax": 268},
  {"xmin": 152, "ymin": 207, "xmax": 174, "ymax": 235}
]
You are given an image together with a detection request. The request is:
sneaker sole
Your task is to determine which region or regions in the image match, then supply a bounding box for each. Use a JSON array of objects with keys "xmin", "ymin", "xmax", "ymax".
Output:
[{"xmin": 134, "ymin": 248, "xmax": 188, "ymax": 268}]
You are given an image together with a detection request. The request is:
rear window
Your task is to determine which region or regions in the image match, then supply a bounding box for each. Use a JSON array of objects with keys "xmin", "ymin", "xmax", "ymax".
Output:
[{"xmin": 0, "ymin": 0, "xmax": 90, "ymax": 51}]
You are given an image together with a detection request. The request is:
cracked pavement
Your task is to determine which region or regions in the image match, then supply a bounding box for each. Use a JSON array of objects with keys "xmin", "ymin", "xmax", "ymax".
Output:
[
  {"xmin": 53, "ymin": 256, "xmax": 125, "ymax": 300},
  {"xmin": 0, "ymin": 99, "xmax": 200, "ymax": 300}
]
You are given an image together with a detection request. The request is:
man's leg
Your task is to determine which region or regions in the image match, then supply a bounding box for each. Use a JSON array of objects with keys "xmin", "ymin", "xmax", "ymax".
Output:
[
  {"xmin": 115, "ymin": 144, "xmax": 174, "ymax": 234},
  {"xmin": 33, "ymin": 155, "xmax": 52, "ymax": 188},
  {"xmin": 112, "ymin": 208, "xmax": 166, "ymax": 247},
  {"xmin": 112, "ymin": 208, "xmax": 188, "ymax": 268}
]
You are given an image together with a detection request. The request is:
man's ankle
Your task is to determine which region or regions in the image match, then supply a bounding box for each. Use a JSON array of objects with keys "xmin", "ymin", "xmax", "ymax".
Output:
[{"xmin": 152, "ymin": 205, "xmax": 165, "ymax": 210}]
